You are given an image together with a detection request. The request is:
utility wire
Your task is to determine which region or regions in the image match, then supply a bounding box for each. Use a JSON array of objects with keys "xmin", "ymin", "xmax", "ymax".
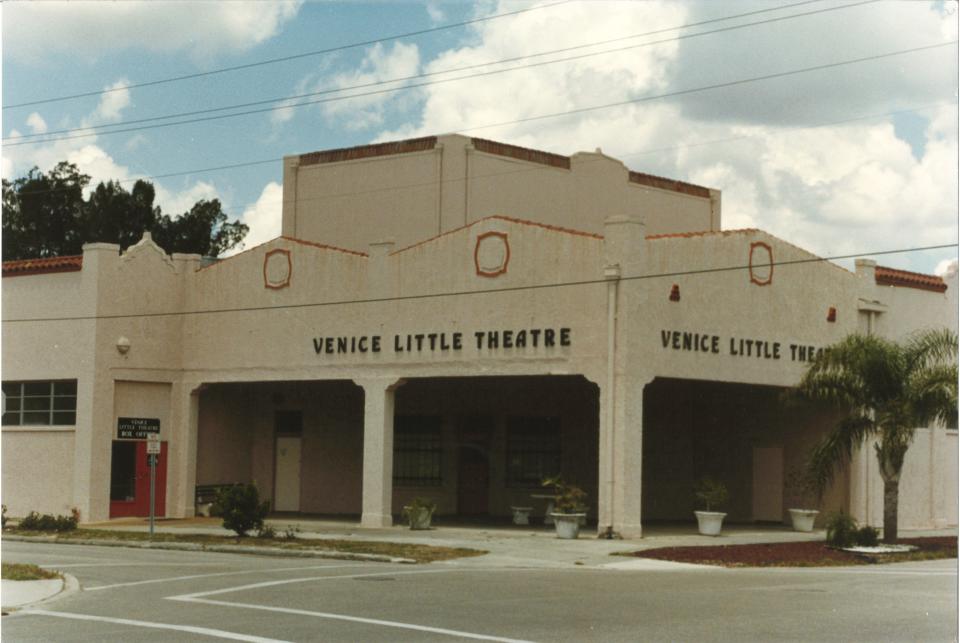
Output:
[
  {"xmin": 6, "ymin": 39, "xmax": 953, "ymax": 148},
  {"xmin": 1, "ymin": 0, "xmax": 576, "ymax": 110},
  {"xmin": 5, "ymin": 0, "xmax": 864, "ymax": 142},
  {"xmin": 7, "ymin": 2, "xmax": 904, "ymax": 147},
  {"xmin": 4, "ymin": 102, "xmax": 951, "ymax": 210},
  {"xmin": 3, "ymin": 243, "xmax": 955, "ymax": 324}
]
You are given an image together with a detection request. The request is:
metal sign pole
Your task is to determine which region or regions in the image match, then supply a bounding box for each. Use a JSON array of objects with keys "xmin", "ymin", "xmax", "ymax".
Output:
[{"xmin": 149, "ymin": 454, "xmax": 156, "ymax": 537}]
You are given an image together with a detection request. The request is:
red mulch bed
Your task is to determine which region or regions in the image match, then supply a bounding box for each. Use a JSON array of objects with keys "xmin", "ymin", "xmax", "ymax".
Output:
[{"xmin": 632, "ymin": 536, "xmax": 957, "ymax": 567}]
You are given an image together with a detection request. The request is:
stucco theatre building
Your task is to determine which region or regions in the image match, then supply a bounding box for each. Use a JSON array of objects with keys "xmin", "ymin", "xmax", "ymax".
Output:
[{"xmin": 2, "ymin": 134, "xmax": 956, "ymax": 537}]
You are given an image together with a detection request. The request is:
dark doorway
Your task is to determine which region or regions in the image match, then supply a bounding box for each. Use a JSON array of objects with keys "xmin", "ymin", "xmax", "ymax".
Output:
[
  {"xmin": 109, "ymin": 440, "xmax": 168, "ymax": 518},
  {"xmin": 457, "ymin": 416, "xmax": 492, "ymax": 515}
]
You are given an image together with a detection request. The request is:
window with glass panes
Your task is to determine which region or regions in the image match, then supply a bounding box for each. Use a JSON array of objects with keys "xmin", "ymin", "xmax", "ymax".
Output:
[
  {"xmin": 393, "ymin": 416, "xmax": 442, "ymax": 486},
  {"xmin": 2, "ymin": 381, "xmax": 77, "ymax": 426},
  {"xmin": 506, "ymin": 417, "xmax": 561, "ymax": 486}
]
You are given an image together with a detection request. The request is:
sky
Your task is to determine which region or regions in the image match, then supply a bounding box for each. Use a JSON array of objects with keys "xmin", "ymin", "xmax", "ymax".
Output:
[{"xmin": 2, "ymin": 0, "xmax": 958, "ymax": 275}]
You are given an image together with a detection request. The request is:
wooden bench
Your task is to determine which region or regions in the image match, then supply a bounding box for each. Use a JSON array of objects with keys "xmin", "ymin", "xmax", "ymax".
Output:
[{"xmin": 195, "ymin": 484, "xmax": 237, "ymax": 516}]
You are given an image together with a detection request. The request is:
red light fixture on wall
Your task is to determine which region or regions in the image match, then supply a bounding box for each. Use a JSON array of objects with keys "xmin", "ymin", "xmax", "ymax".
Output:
[
  {"xmin": 827, "ymin": 307, "xmax": 837, "ymax": 322},
  {"xmin": 669, "ymin": 284, "xmax": 680, "ymax": 301}
]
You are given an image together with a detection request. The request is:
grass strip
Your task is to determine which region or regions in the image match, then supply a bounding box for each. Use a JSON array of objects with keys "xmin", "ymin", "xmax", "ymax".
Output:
[
  {"xmin": 2, "ymin": 563, "xmax": 61, "ymax": 581},
  {"xmin": 7, "ymin": 528, "xmax": 486, "ymax": 563}
]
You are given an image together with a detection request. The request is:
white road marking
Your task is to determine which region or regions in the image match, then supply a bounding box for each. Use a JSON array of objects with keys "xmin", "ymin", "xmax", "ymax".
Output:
[
  {"xmin": 44, "ymin": 562, "xmax": 224, "ymax": 569},
  {"xmin": 179, "ymin": 598, "xmax": 534, "ymax": 643},
  {"xmin": 168, "ymin": 568, "xmax": 536, "ymax": 641},
  {"xmin": 20, "ymin": 610, "xmax": 289, "ymax": 642},
  {"xmin": 88, "ymin": 563, "xmax": 372, "ymax": 591},
  {"xmin": 781, "ymin": 568, "xmax": 957, "ymax": 576},
  {"xmin": 170, "ymin": 567, "xmax": 502, "ymax": 599}
]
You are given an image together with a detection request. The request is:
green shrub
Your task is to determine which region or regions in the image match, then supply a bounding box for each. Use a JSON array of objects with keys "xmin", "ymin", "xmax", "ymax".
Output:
[
  {"xmin": 213, "ymin": 483, "xmax": 270, "ymax": 537},
  {"xmin": 282, "ymin": 524, "xmax": 301, "ymax": 540},
  {"xmin": 18, "ymin": 510, "xmax": 78, "ymax": 532},
  {"xmin": 693, "ymin": 477, "xmax": 729, "ymax": 512},
  {"xmin": 256, "ymin": 524, "xmax": 277, "ymax": 539},
  {"xmin": 542, "ymin": 476, "xmax": 588, "ymax": 514},
  {"xmin": 856, "ymin": 525, "xmax": 880, "ymax": 547},
  {"xmin": 825, "ymin": 511, "xmax": 863, "ymax": 547}
]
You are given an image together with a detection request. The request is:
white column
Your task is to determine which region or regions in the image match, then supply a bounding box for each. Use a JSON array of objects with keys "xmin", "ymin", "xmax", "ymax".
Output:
[
  {"xmin": 612, "ymin": 374, "xmax": 649, "ymax": 538},
  {"xmin": 168, "ymin": 381, "xmax": 200, "ymax": 518},
  {"xmin": 357, "ymin": 378, "xmax": 403, "ymax": 527}
]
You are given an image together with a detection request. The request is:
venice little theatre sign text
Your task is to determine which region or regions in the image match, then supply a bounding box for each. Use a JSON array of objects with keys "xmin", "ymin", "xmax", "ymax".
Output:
[
  {"xmin": 313, "ymin": 327, "xmax": 571, "ymax": 356},
  {"xmin": 660, "ymin": 329, "xmax": 824, "ymax": 362}
]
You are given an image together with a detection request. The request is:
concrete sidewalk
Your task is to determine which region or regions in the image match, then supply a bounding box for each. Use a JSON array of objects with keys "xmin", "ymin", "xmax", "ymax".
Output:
[{"xmin": 78, "ymin": 516, "xmax": 957, "ymax": 569}]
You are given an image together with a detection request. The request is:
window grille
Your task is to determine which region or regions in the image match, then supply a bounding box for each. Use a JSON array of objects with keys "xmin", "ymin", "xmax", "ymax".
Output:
[
  {"xmin": 2, "ymin": 380, "xmax": 77, "ymax": 426},
  {"xmin": 393, "ymin": 416, "xmax": 442, "ymax": 486},
  {"xmin": 506, "ymin": 417, "xmax": 561, "ymax": 487}
]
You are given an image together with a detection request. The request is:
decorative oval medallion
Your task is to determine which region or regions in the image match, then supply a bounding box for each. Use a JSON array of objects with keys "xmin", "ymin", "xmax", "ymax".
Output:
[
  {"xmin": 749, "ymin": 241, "xmax": 773, "ymax": 286},
  {"xmin": 474, "ymin": 231, "xmax": 510, "ymax": 278},
  {"xmin": 264, "ymin": 248, "xmax": 292, "ymax": 289}
]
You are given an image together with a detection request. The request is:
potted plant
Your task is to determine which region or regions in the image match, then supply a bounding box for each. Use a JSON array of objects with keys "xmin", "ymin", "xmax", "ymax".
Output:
[
  {"xmin": 401, "ymin": 497, "xmax": 436, "ymax": 530},
  {"xmin": 543, "ymin": 476, "xmax": 588, "ymax": 539},
  {"xmin": 693, "ymin": 476, "xmax": 728, "ymax": 536},
  {"xmin": 785, "ymin": 467, "xmax": 820, "ymax": 532}
]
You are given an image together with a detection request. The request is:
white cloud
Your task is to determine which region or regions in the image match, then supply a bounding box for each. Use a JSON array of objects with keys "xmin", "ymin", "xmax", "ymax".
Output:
[
  {"xmin": 3, "ymin": 103, "xmax": 225, "ymax": 237},
  {"xmin": 426, "ymin": 1, "xmax": 446, "ymax": 24},
  {"xmin": 91, "ymin": 80, "xmax": 132, "ymax": 123},
  {"xmin": 373, "ymin": 0, "xmax": 957, "ymax": 274},
  {"xmin": 4, "ymin": 1, "xmax": 303, "ymax": 63},
  {"xmin": 284, "ymin": 42, "xmax": 421, "ymax": 131},
  {"xmin": 26, "ymin": 113, "xmax": 47, "ymax": 134},
  {"xmin": 935, "ymin": 258, "xmax": 958, "ymax": 277},
  {"xmin": 226, "ymin": 182, "xmax": 283, "ymax": 255}
]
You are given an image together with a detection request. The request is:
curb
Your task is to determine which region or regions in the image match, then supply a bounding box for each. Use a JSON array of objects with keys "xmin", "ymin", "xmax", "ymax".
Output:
[
  {"xmin": 1, "ymin": 573, "xmax": 79, "ymax": 614},
  {"xmin": 2, "ymin": 535, "xmax": 417, "ymax": 564}
]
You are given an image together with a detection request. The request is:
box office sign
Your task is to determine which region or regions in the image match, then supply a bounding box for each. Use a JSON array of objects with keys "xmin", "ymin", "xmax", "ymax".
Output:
[{"xmin": 118, "ymin": 417, "xmax": 160, "ymax": 439}]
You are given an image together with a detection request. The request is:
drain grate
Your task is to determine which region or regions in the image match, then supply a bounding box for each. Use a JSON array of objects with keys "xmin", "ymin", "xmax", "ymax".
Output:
[{"xmin": 354, "ymin": 576, "xmax": 396, "ymax": 582}]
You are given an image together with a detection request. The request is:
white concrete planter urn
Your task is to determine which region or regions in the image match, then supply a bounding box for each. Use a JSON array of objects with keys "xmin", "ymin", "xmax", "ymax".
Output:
[
  {"xmin": 694, "ymin": 510, "xmax": 727, "ymax": 536},
  {"xmin": 551, "ymin": 513, "xmax": 586, "ymax": 539},
  {"xmin": 788, "ymin": 508, "xmax": 819, "ymax": 532},
  {"xmin": 511, "ymin": 506, "xmax": 533, "ymax": 525},
  {"xmin": 693, "ymin": 476, "xmax": 729, "ymax": 536},
  {"xmin": 401, "ymin": 498, "xmax": 436, "ymax": 530}
]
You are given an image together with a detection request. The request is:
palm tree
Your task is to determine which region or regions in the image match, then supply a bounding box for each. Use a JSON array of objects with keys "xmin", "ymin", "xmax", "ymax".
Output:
[{"xmin": 796, "ymin": 329, "xmax": 957, "ymax": 543}]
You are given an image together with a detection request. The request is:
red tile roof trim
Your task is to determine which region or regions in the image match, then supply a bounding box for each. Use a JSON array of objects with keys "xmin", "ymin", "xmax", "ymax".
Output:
[
  {"xmin": 629, "ymin": 171, "xmax": 711, "ymax": 199},
  {"xmin": 875, "ymin": 266, "xmax": 947, "ymax": 293},
  {"xmin": 2, "ymin": 255, "xmax": 83, "ymax": 277},
  {"xmin": 299, "ymin": 136, "xmax": 437, "ymax": 166},
  {"xmin": 471, "ymin": 138, "xmax": 571, "ymax": 169},
  {"xmin": 391, "ymin": 215, "xmax": 602, "ymax": 256}
]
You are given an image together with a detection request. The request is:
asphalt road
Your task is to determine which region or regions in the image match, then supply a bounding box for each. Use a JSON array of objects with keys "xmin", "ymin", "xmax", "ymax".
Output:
[{"xmin": 2, "ymin": 540, "xmax": 956, "ymax": 642}]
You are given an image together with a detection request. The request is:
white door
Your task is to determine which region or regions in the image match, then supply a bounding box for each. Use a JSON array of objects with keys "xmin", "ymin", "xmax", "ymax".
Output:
[
  {"xmin": 275, "ymin": 436, "xmax": 302, "ymax": 512},
  {"xmin": 752, "ymin": 446, "xmax": 783, "ymax": 521}
]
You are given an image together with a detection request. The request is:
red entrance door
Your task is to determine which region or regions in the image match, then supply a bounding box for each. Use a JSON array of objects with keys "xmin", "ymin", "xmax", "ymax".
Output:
[{"xmin": 109, "ymin": 440, "xmax": 167, "ymax": 518}]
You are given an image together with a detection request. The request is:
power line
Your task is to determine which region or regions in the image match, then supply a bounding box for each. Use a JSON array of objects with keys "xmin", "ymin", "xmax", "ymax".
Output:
[
  {"xmin": 7, "ymin": 40, "xmax": 953, "ymax": 149},
  {"xmin": 4, "ymin": 102, "xmax": 951, "ymax": 213},
  {"xmin": 4, "ymin": 242, "xmax": 955, "ymax": 324},
  {"xmin": 458, "ymin": 41, "xmax": 958, "ymax": 134},
  {"xmin": 5, "ymin": 0, "xmax": 860, "ymax": 142},
  {"xmin": 6, "ymin": 1, "xmax": 900, "ymax": 147},
  {"xmin": 1, "ymin": 0, "xmax": 576, "ymax": 110}
]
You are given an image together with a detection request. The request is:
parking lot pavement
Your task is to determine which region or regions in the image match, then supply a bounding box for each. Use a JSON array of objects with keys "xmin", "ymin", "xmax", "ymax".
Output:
[{"xmin": 2, "ymin": 539, "xmax": 957, "ymax": 642}]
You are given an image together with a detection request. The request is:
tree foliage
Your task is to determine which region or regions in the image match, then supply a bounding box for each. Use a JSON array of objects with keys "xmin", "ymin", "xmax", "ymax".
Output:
[
  {"xmin": 797, "ymin": 329, "xmax": 957, "ymax": 542},
  {"xmin": 2, "ymin": 162, "xmax": 248, "ymax": 260}
]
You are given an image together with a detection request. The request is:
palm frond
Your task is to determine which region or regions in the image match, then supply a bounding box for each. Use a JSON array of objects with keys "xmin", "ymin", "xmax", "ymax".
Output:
[
  {"xmin": 905, "ymin": 363, "xmax": 959, "ymax": 427},
  {"xmin": 807, "ymin": 414, "xmax": 877, "ymax": 495},
  {"xmin": 904, "ymin": 328, "xmax": 958, "ymax": 372}
]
